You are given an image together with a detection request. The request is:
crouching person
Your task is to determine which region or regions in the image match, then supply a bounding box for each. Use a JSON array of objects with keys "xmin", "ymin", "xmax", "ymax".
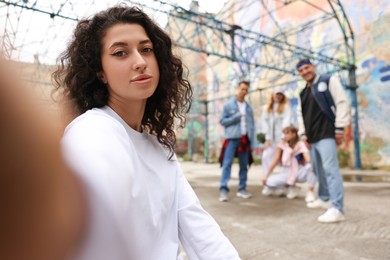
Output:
[{"xmin": 262, "ymin": 125, "xmax": 316, "ymax": 202}]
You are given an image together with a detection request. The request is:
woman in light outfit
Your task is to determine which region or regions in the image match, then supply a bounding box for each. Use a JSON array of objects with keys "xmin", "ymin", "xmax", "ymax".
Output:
[
  {"xmin": 53, "ymin": 5, "xmax": 240, "ymax": 260},
  {"xmin": 261, "ymin": 89, "xmax": 292, "ymax": 195},
  {"xmin": 262, "ymin": 125, "xmax": 317, "ymax": 202}
]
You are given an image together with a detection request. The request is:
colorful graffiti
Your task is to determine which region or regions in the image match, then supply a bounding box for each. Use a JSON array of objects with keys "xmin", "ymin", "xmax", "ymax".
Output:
[
  {"xmin": 257, "ymin": 1, "xmax": 390, "ymax": 167},
  {"xmin": 351, "ymin": 2, "xmax": 390, "ymax": 166},
  {"xmin": 179, "ymin": 0, "xmax": 390, "ymax": 167}
]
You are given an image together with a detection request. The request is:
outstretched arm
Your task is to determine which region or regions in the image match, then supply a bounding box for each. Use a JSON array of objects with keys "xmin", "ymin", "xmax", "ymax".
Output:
[{"xmin": 0, "ymin": 59, "xmax": 86, "ymax": 260}]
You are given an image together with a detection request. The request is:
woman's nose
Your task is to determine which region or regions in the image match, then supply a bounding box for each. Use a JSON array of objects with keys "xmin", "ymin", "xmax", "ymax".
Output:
[
  {"xmin": 134, "ymin": 62, "xmax": 146, "ymax": 71},
  {"xmin": 132, "ymin": 53, "xmax": 147, "ymax": 71}
]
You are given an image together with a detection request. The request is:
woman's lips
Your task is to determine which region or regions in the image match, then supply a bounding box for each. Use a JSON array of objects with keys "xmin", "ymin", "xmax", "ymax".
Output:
[{"xmin": 131, "ymin": 74, "xmax": 152, "ymax": 83}]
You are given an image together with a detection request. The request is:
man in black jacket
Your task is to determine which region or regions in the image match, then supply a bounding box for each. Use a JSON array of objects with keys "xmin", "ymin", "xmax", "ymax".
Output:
[{"xmin": 296, "ymin": 59, "xmax": 350, "ymax": 223}]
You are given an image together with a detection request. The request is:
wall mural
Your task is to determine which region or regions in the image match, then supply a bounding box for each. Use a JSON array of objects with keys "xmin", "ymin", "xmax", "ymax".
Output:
[
  {"xmin": 180, "ymin": 1, "xmax": 390, "ymax": 168},
  {"xmin": 268, "ymin": 1, "xmax": 390, "ymax": 168},
  {"xmin": 256, "ymin": 0, "xmax": 390, "ymax": 168},
  {"xmin": 338, "ymin": 1, "xmax": 390, "ymax": 167}
]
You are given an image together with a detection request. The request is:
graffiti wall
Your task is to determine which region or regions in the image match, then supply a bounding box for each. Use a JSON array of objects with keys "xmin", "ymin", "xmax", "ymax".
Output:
[
  {"xmin": 308, "ymin": 1, "xmax": 390, "ymax": 167},
  {"xmin": 353, "ymin": 9, "xmax": 390, "ymax": 166},
  {"xmin": 262, "ymin": 0, "xmax": 390, "ymax": 167},
  {"xmin": 180, "ymin": 0, "xmax": 390, "ymax": 168}
]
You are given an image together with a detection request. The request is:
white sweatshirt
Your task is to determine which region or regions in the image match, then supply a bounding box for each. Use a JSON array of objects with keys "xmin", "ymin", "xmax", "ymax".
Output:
[{"xmin": 61, "ymin": 106, "xmax": 240, "ymax": 260}]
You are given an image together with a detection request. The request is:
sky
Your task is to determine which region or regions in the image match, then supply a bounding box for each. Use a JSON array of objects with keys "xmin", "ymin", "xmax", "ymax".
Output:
[
  {"xmin": 2, "ymin": 0, "xmax": 228, "ymax": 64},
  {"xmin": 179, "ymin": 0, "xmax": 226, "ymax": 13}
]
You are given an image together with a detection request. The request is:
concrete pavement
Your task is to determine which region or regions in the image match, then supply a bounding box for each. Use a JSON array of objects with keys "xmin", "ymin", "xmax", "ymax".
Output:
[{"xmin": 180, "ymin": 161, "xmax": 390, "ymax": 260}]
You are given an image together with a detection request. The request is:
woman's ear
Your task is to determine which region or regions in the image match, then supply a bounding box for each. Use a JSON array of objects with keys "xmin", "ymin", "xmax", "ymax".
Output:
[{"xmin": 96, "ymin": 72, "xmax": 107, "ymax": 84}]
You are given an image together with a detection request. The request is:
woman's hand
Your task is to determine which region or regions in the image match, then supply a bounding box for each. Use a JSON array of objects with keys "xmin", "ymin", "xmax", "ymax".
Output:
[
  {"xmin": 301, "ymin": 136, "xmax": 311, "ymax": 149},
  {"xmin": 262, "ymin": 176, "xmax": 268, "ymax": 186}
]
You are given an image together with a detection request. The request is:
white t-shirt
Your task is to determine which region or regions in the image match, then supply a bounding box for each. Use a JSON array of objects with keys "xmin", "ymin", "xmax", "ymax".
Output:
[
  {"xmin": 237, "ymin": 101, "xmax": 247, "ymax": 135},
  {"xmin": 61, "ymin": 106, "xmax": 240, "ymax": 260}
]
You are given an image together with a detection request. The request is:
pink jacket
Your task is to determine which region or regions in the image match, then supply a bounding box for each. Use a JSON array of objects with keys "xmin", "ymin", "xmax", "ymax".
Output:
[{"xmin": 277, "ymin": 140, "xmax": 309, "ymax": 185}]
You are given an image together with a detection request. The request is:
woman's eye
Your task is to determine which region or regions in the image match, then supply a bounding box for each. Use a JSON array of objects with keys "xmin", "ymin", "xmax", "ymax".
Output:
[
  {"xmin": 112, "ymin": 51, "xmax": 126, "ymax": 57},
  {"xmin": 143, "ymin": 47, "xmax": 153, "ymax": 53}
]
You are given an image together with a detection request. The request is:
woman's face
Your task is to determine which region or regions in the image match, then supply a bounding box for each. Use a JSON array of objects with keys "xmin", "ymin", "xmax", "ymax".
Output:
[
  {"xmin": 99, "ymin": 23, "xmax": 160, "ymax": 105},
  {"xmin": 273, "ymin": 92, "xmax": 284, "ymax": 103},
  {"xmin": 283, "ymin": 129, "xmax": 296, "ymax": 141}
]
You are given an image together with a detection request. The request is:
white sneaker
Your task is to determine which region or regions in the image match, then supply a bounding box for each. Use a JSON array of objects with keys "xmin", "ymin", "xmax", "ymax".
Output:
[
  {"xmin": 286, "ymin": 186, "xmax": 298, "ymax": 199},
  {"xmin": 317, "ymin": 207, "xmax": 345, "ymax": 223},
  {"xmin": 306, "ymin": 199, "xmax": 332, "ymax": 209},
  {"xmin": 219, "ymin": 190, "xmax": 228, "ymax": 202},
  {"xmin": 236, "ymin": 190, "xmax": 252, "ymax": 199},
  {"xmin": 262, "ymin": 186, "xmax": 272, "ymax": 196},
  {"xmin": 305, "ymin": 191, "xmax": 316, "ymax": 203}
]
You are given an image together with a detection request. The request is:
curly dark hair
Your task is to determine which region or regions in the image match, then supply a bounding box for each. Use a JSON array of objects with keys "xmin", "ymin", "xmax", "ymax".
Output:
[{"xmin": 52, "ymin": 5, "xmax": 192, "ymax": 158}]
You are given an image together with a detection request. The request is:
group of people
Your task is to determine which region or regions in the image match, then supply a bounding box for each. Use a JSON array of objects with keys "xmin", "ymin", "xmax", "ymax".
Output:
[{"xmin": 218, "ymin": 59, "xmax": 350, "ymax": 224}]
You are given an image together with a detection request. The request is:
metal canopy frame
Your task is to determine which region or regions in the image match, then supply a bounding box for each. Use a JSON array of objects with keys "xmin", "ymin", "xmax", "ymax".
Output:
[{"xmin": 0, "ymin": 0, "xmax": 361, "ymax": 168}]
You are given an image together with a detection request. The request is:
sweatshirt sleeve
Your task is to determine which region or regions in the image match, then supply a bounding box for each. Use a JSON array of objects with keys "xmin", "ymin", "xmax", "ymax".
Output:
[
  {"xmin": 282, "ymin": 104, "xmax": 292, "ymax": 129},
  {"xmin": 177, "ymin": 169, "xmax": 240, "ymax": 260},
  {"xmin": 261, "ymin": 108, "xmax": 272, "ymax": 141},
  {"xmin": 296, "ymin": 95, "xmax": 306, "ymax": 137},
  {"xmin": 329, "ymin": 75, "xmax": 351, "ymax": 131}
]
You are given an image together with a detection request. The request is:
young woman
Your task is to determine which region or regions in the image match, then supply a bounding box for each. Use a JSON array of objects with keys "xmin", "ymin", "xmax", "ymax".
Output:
[
  {"xmin": 262, "ymin": 125, "xmax": 317, "ymax": 202},
  {"xmin": 261, "ymin": 89, "xmax": 292, "ymax": 183},
  {"xmin": 53, "ymin": 5, "xmax": 240, "ymax": 260}
]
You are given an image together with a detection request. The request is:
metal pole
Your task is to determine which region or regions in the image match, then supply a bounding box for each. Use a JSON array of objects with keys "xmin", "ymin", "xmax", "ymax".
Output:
[
  {"xmin": 348, "ymin": 68, "xmax": 362, "ymax": 181},
  {"xmin": 351, "ymin": 89, "xmax": 362, "ymax": 169},
  {"xmin": 204, "ymin": 101, "xmax": 209, "ymax": 163}
]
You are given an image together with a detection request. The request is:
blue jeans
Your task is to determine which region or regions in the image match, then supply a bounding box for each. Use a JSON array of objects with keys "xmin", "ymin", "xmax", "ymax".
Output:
[
  {"xmin": 220, "ymin": 138, "xmax": 249, "ymax": 192},
  {"xmin": 310, "ymin": 138, "xmax": 344, "ymax": 212}
]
